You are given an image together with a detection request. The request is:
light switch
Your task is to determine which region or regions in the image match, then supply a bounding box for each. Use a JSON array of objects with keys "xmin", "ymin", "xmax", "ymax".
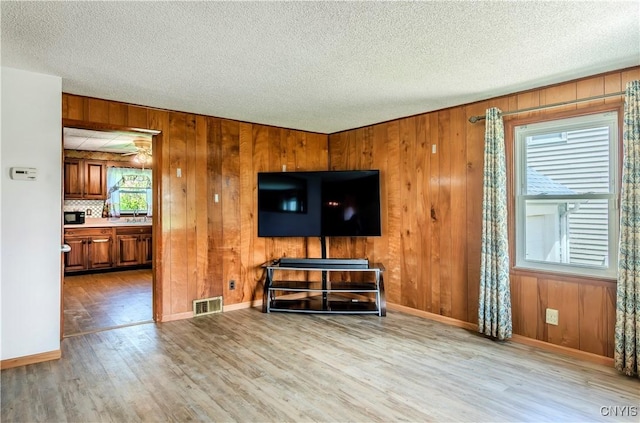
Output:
[
  {"xmin": 432, "ymin": 144, "xmax": 437, "ymax": 154},
  {"xmin": 177, "ymin": 168, "xmax": 182, "ymax": 178},
  {"xmin": 214, "ymin": 194, "xmax": 219, "ymax": 203}
]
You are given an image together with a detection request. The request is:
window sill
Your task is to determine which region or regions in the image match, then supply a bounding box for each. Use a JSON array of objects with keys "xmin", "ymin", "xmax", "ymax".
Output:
[{"xmin": 511, "ymin": 266, "xmax": 617, "ymax": 286}]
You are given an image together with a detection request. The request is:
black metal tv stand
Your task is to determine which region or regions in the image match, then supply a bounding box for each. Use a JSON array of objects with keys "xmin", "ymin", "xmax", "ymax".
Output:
[{"xmin": 262, "ymin": 257, "xmax": 386, "ymax": 316}]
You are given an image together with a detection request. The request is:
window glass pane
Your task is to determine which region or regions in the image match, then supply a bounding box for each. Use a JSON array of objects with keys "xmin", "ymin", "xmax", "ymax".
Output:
[
  {"xmin": 107, "ymin": 167, "xmax": 152, "ymax": 216},
  {"xmin": 524, "ymin": 199, "xmax": 608, "ymax": 268},
  {"xmin": 525, "ymin": 126, "xmax": 610, "ymax": 195},
  {"xmin": 529, "ymin": 132, "xmax": 567, "ymax": 146},
  {"xmin": 119, "ymin": 191, "xmax": 148, "ymax": 213}
]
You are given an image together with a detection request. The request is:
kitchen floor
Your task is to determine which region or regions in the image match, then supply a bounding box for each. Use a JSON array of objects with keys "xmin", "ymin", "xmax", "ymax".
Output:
[{"xmin": 63, "ymin": 268, "xmax": 152, "ymax": 337}]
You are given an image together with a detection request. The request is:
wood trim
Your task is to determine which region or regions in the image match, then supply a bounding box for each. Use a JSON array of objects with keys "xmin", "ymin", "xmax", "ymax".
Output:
[
  {"xmin": 511, "ymin": 334, "xmax": 614, "ymax": 367},
  {"xmin": 504, "ymin": 101, "xmax": 623, "ymax": 129},
  {"xmin": 223, "ymin": 299, "xmax": 263, "ymax": 312},
  {"xmin": 510, "ymin": 267, "xmax": 617, "ymax": 287},
  {"xmin": 61, "ymin": 116, "xmax": 162, "ymax": 324},
  {"xmin": 1, "ymin": 349, "xmax": 61, "ymax": 370},
  {"xmin": 60, "ymin": 125, "xmax": 65, "ymax": 341},
  {"xmin": 63, "ymin": 118, "xmax": 160, "ymax": 135},
  {"xmin": 388, "ymin": 302, "xmax": 614, "ymax": 367},
  {"xmin": 388, "ymin": 303, "xmax": 477, "ymax": 331},
  {"xmin": 504, "ymin": 102, "xmax": 624, "ymax": 278},
  {"xmin": 329, "ymin": 67, "xmax": 636, "ymax": 135},
  {"xmin": 63, "ymin": 98, "xmax": 328, "ymax": 136},
  {"xmin": 158, "ymin": 311, "xmax": 193, "ymax": 322}
]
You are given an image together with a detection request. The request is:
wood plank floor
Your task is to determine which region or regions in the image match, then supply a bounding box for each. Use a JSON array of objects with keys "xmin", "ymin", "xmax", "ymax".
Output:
[
  {"xmin": 2, "ymin": 309, "xmax": 638, "ymax": 422},
  {"xmin": 63, "ymin": 269, "xmax": 152, "ymax": 336}
]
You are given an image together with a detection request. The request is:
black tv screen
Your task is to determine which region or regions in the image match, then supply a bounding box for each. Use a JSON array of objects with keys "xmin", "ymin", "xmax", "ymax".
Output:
[{"xmin": 257, "ymin": 170, "xmax": 381, "ymax": 237}]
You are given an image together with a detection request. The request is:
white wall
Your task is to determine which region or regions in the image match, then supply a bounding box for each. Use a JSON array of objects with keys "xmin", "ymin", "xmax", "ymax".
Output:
[{"xmin": 1, "ymin": 67, "xmax": 62, "ymax": 360}]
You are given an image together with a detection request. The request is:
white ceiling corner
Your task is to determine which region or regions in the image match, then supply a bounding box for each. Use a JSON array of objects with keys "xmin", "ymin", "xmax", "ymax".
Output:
[{"xmin": 2, "ymin": 1, "xmax": 639, "ymax": 134}]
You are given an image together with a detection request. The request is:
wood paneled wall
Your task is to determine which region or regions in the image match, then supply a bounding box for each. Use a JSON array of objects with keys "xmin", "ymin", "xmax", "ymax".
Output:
[
  {"xmin": 328, "ymin": 67, "xmax": 640, "ymax": 358},
  {"xmin": 61, "ymin": 65, "xmax": 638, "ymax": 358},
  {"xmin": 62, "ymin": 95, "xmax": 328, "ymax": 321}
]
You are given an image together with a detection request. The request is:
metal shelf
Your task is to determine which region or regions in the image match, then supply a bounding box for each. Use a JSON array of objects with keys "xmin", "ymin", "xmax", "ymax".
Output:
[{"xmin": 262, "ymin": 259, "xmax": 386, "ymax": 316}]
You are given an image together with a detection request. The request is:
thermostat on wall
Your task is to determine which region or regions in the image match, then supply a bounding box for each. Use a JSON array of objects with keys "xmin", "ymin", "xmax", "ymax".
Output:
[{"xmin": 10, "ymin": 167, "xmax": 38, "ymax": 181}]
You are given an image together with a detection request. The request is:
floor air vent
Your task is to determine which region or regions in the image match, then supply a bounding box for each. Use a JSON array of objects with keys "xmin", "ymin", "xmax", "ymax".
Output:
[{"xmin": 193, "ymin": 296, "xmax": 223, "ymax": 316}]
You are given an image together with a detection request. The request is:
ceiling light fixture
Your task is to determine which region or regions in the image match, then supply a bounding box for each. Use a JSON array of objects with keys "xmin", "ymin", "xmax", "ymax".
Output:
[{"xmin": 133, "ymin": 150, "xmax": 151, "ymax": 164}]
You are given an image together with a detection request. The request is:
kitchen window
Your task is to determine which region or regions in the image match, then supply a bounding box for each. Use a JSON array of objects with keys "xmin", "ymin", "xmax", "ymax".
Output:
[
  {"xmin": 106, "ymin": 167, "xmax": 152, "ymax": 216},
  {"xmin": 514, "ymin": 111, "xmax": 619, "ymax": 278}
]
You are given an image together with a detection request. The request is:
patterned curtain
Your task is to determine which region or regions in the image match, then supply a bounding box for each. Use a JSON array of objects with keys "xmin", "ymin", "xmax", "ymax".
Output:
[
  {"xmin": 478, "ymin": 107, "xmax": 512, "ymax": 340},
  {"xmin": 615, "ymin": 80, "xmax": 640, "ymax": 377}
]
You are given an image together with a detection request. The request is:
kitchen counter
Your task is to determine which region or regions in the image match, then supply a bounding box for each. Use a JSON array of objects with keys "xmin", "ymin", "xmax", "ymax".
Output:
[{"xmin": 64, "ymin": 217, "xmax": 152, "ymax": 228}]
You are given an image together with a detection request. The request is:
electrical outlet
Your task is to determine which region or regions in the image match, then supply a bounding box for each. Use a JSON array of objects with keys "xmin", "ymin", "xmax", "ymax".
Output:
[
  {"xmin": 229, "ymin": 280, "xmax": 235, "ymax": 290},
  {"xmin": 546, "ymin": 308, "xmax": 559, "ymax": 325}
]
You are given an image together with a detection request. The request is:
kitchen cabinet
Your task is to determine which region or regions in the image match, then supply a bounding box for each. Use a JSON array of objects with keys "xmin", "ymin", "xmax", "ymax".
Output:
[
  {"xmin": 65, "ymin": 225, "xmax": 152, "ymax": 273},
  {"xmin": 64, "ymin": 227, "xmax": 114, "ymax": 272},
  {"xmin": 64, "ymin": 159, "xmax": 107, "ymax": 200},
  {"xmin": 115, "ymin": 226, "xmax": 153, "ymax": 267}
]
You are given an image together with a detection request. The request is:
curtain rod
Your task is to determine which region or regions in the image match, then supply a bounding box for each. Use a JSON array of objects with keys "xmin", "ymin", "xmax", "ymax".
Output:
[{"xmin": 467, "ymin": 91, "xmax": 625, "ymax": 123}]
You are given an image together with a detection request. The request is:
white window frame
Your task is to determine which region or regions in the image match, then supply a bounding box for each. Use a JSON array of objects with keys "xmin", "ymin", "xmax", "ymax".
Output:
[{"xmin": 514, "ymin": 111, "xmax": 619, "ymax": 279}]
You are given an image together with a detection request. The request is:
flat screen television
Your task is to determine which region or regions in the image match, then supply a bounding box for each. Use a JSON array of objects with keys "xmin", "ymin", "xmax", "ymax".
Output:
[{"xmin": 257, "ymin": 170, "xmax": 381, "ymax": 238}]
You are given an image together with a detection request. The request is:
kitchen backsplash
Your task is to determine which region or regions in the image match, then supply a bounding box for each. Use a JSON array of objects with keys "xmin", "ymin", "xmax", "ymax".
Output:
[{"xmin": 64, "ymin": 199, "xmax": 104, "ymax": 217}]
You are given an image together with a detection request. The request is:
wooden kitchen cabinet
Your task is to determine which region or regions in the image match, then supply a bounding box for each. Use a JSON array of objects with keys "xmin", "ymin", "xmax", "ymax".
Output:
[
  {"xmin": 64, "ymin": 158, "xmax": 107, "ymax": 199},
  {"xmin": 64, "ymin": 159, "xmax": 84, "ymax": 198},
  {"xmin": 65, "ymin": 225, "xmax": 151, "ymax": 273},
  {"xmin": 115, "ymin": 226, "xmax": 153, "ymax": 267},
  {"xmin": 64, "ymin": 227, "xmax": 114, "ymax": 272},
  {"xmin": 140, "ymin": 232, "xmax": 153, "ymax": 265},
  {"xmin": 64, "ymin": 237, "xmax": 87, "ymax": 271}
]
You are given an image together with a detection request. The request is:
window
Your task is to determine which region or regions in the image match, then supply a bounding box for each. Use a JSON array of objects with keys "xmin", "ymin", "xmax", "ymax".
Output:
[
  {"xmin": 106, "ymin": 167, "xmax": 152, "ymax": 216},
  {"xmin": 514, "ymin": 112, "xmax": 618, "ymax": 278},
  {"xmin": 118, "ymin": 174, "xmax": 151, "ymax": 215}
]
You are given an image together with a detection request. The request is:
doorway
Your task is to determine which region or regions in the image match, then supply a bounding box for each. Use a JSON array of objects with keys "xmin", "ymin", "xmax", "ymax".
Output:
[{"xmin": 62, "ymin": 126, "xmax": 157, "ymax": 337}]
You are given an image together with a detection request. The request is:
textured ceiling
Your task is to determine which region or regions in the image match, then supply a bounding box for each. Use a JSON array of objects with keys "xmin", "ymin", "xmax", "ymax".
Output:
[{"xmin": 2, "ymin": 1, "xmax": 639, "ymax": 134}]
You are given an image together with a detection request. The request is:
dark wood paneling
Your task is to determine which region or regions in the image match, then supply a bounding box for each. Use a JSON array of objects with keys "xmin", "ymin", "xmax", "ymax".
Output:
[
  {"xmin": 61, "ymin": 65, "xmax": 638, "ymax": 358},
  {"xmin": 399, "ymin": 117, "xmax": 418, "ymax": 309},
  {"xmin": 185, "ymin": 114, "xmax": 198, "ymax": 309},
  {"xmin": 62, "ymin": 94, "xmax": 85, "ymax": 120},
  {"xmin": 194, "ymin": 116, "xmax": 209, "ymax": 300},
  {"xmin": 147, "ymin": 109, "xmax": 170, "ymax": 320},
  {"xmin": 207, "ymin": 118, "xmax": 224, "ymax": 299},
  {"xmin": 464, "ymin": 100, "xmax": 487, "ymax": 324},
  {"xmin": 414, "ymin": 115, "xmax": 430, "ymax": 311},
  {"xmin": 127, "ymin": 105, "xmax": 148, "ymax": 129},
  {"xmin": 449, "ymin": 107, "xmax": 467, "ymax": 322},
  {"xmin": 221, "ymin": 120, "xmax": 242, "ymax": 304},
  {"xmin": 437, "ymin": 110, "xmax": 452, "ymax": 316},
  {"xmin": 108, "ymin": 103, "xmax": 127, "ymax": 126},
  {"xmin": 428, "ymin": 113, "xmax": 441, "ymax": 314},
  {"xmin": 327, "ymin": 66, "xmax": 639, "ymax": 359},
  {"xmin": 579, "ymin": 283, "xmax": 608, "ymax": 356},
  {"xmin": 168, "ymin": 112, "xmax": 189, "ymax": 315},
  {"xmin": 87, "ymin": 98, "xmax": 110, "ymax": 124}
]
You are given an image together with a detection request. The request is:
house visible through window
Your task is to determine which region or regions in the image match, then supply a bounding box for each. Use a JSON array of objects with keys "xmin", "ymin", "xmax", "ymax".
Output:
[{"xmin": 514, "ymin": 111, "xmax": 618, "ymax": 278}]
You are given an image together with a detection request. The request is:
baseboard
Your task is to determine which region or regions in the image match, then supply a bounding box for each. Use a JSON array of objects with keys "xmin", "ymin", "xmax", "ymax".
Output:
[
  {"xmin": 223, "ymin": 298, "xmax": 263, "ymax": 312},
  {"xmin": 1, "ymin": 349, "xmax": 61, "ymax": 370},
  {"xmin": 159, "ymin": 311, "xmax": 194, "ymax": 322},
  {"xmin": 510, "ymin": 334, "xmax": 614, "ymax": 367},
  {"xmin": 387, "ymin": 303, "xmax": 477, "ymax": 331},
  {"xmin": 162, "ymin": 298, "xmax": 264, "ymax": 317},
  {"xmin": 387, "ymin": 302, "xmax": 614, "ymax": 367},
  {"xmin": 223, "ymin": 293, "xmax": 324, "ymax": 312}
]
